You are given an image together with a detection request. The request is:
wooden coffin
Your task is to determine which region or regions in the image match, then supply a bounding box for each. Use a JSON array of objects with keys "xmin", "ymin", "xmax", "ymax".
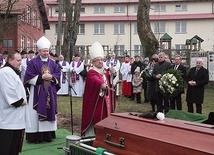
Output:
[{"xmin": 93, "ymin": 112, "xmax": 214, "ymax": 155}]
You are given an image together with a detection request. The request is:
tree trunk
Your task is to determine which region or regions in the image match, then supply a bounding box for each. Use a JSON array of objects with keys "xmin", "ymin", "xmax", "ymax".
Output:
[
  {"xmin": 61, "ymin": 0, "xmax": 73, "ymax": 61},
  {"xmin": 56, "ymin": 0, "xmax": 63, "ymax": 56},
  {"xmin": 137, "ymin": 0, "xmax": 159, "ymax": 58},
  {"xmin": 61, "ymin": 0, "xmax": 82, "ymax": 62},
  {"xmin": 71, "ymin": 0, "xmax": 82, "ymax": 56}
]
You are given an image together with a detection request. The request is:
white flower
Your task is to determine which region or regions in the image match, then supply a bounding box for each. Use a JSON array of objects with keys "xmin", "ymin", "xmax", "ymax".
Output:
[
  {"xmin": 157, "ymin": 112, "xmax": 165, "ymax": 120},
  {"xmin": 171, "ymin": 76, "xmax": 177, "ymax": 82},
  {"xmin": 167, "ymin": 74, "xmax": 173, "ymax": 78}
]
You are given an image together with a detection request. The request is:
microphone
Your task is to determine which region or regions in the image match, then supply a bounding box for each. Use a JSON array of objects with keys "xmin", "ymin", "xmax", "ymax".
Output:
[{"xmin": 55, "ymin": 60, "xmax": 63, "ymax": 69}]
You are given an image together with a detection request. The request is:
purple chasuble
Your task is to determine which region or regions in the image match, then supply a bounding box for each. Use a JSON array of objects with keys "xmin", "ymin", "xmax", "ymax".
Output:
[{"xmin": 24, "ymin": 56, "xmax": 61, "ymax": 121}]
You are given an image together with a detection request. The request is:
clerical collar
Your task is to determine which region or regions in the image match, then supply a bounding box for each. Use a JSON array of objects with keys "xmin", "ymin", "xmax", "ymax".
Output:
[
  {"xmin": 93, "ymin": 66, "xmax": 105, "ymax": 75},
  {"xmin": 4, "ymin": 62, "xmax": 20, "ymax": 75},
  {"xmin": 40, "ymin": 56, "xmax": 48, "ymax": 62}
]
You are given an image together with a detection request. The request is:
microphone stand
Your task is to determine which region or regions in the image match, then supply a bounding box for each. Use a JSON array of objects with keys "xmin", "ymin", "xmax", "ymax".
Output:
[{"xmin": 58, "ymin": 64, "xmax": 77, "ymax": 135}]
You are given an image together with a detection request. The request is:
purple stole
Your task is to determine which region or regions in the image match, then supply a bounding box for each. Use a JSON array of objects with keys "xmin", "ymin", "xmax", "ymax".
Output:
[
  {"xmin": 106, "ymin": 59, "xmax": 118, "ymax": 67},
  {"xmin": 26, "ymin": 58, "xmax": 30, "ymax": 65},
  {"xmin": 0, "ymin": 57, "xmax": 3, "ymax": 67},
  {"xmin": 71, "ymin": 61, "xmax": 81, "ymax": 83}
]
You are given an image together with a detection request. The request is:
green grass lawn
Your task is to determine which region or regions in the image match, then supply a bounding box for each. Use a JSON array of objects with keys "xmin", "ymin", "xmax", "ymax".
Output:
[{"xmin": 57, "ymin": 87, "xmax": 214, "ymax": 122}]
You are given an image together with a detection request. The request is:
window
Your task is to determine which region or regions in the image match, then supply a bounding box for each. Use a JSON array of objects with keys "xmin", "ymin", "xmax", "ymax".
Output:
[
  {"xmin": 154, "ymin": 5, "xmax": 166, "ymax": 12},
  {"xmin": 26, "ymin": 6, "xmax": 31, "ymax": 24},
  {"xmin": 94, "ymin": 6, "xmax": 105, "ymax": 13},
  {"xmin": 134, "ymin": 5, "xmax": 138, "ymax": 13},
  {"xmin": 20, "ymin": 13, "xmax": 25, "ymax": 21},
  {"xmin": 134, "ymin": 45, "xmax": 143, "ymax": 56},
  {"xmin": 114, "ymin": 6, "xmax": 125, "ymax": 13},
  {"xmin": 175, "ymin": 4, "xmax": 187, "ymax": 11},
  {"xmin": 21, "ymin": 36, "xmax": 25, "ymax": 50},
  {"xmin": 80, "ymin": 7, "xmax": 85, "ymax": 13},
  {"xmin": 55, "ymin": 7, "xmax": 59, "ymax": 13},
  {"xmin": 114, "ymin": 23, "xmax": 125, "ymax": 34},
  {"xmin": 32, "ymin": 10, "xmax": 36, "ymax": 27},
  {"xmin": 55, "ymin": 7, "xmax": 65, "ymax": 13},
  {"xmin": 154, "ymin": 21, "xmax": 165, "ymax": 33},
  {"xmin": 175, "ymin": 21, "xmax": 186, "ymax": 33},
  {"xmin": 37, "ymin": 18, "xmax": 41, "ymax": 29},
  {"xmin": 78, "ymin": 24, "xmax": 85, "ymax": 34},
  {"xmin": 27, "ymin": 38, "xmax": 31, "ymax": 52},
  {"xmin": 134, "ymin": 22, "xmax": 138, "ymax": 34},
  {"xmin": 94, "ymin": 23, "xmax": 105, "ymax": 34},
  {"xmin": 175, "ymin": 44, "xmax": 186, "ymax": 55},
  {"xmin": 33, "ymin": 40, "xmax": 37, "ymax": 52},
  {"xmin": 114, "ymin": 45, "xmax": 125, "ymax": 56},
  {"xmin": 175, "ymin": 44, "xmax": 186, "ymax": 50},
  {"xmin": 55, "ymin": 24, "xmax": 65, "ymax": 34},
  {"xmin": 3, "ymin": 40, "xmax": 13, "ymax": 47},
  {"xmin": 76, "ymin": 46, "xmax": 85, "ymax": 55}
]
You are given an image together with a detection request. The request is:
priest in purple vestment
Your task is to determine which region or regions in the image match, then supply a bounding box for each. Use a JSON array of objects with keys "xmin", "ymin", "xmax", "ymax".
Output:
[
  {"xmin": 81, "ymin": 42, "xmax": 117, "ymax": 137},
  {"xmin": 24, "ymin": 36, "xmax": 61, "ymax": 143}
]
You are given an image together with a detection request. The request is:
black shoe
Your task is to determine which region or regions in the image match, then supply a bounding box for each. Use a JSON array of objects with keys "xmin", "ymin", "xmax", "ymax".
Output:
[{"xmin": 129, "ymin": 98, "xmax": 134, "ymax": 101}]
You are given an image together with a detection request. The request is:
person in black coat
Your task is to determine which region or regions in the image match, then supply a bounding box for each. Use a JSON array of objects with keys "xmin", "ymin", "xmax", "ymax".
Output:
[
  {"xmin": 186, "ymin": 58, "xmax": 209, "ymax": 114},
  {"xmin": 152, "ymin": 52, "xmax": 172, "ymax": 113},
  {"xmin": 170, "ymin": 55, "xmax": 187, "ymax": 110}
]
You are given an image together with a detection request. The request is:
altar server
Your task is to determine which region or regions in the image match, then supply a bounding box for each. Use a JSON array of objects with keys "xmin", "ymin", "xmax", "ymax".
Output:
[
  {"xmin": 0, "ymin": 51, "xmax": 30, "ymax": 155},
  {"xmin": 69, "ymin": 53, "xmax": 84, "ymax": 97},
  {"xmin": 57, "ymin": 54, "xmax": 70, "ymax": 95}
]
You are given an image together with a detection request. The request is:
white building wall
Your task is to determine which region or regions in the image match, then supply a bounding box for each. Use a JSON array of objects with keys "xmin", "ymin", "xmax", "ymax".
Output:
[{"xmin": 45, "ymin": 0, "xmax": 214, "ymax": 57}]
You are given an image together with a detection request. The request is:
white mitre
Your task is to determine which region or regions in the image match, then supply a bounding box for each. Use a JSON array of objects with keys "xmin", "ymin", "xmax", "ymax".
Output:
[
  {"xmin": 89, "ymin": 42, "xmax": 104, "ymax": 60},
  {"xmin": 37, "ymin": 36, "xmax": 51, "ymax": 50}
]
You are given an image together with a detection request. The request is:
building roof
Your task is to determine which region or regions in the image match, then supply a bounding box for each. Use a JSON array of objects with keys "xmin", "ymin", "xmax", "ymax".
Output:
[
  {"xmin": 45, "ymin": 0, "xmax": 214, "ymax": 5},
  {"xmin": 45, "ymin": 0, "xmax": 138, "ymax": 5},
  {"xmin": 48, "ymin": 13, "xmax": 214, "ymax": 22},
  {"xmin": 191, "ymin": 35, "xmax": 204, "ymax": 42},
  {"xmin": 160, "ymin": 33, "xmax": 172, "ymax": 41},
  {"xmin": 186, "ymin": 38, "xmax": 197, "ymax": 45}
]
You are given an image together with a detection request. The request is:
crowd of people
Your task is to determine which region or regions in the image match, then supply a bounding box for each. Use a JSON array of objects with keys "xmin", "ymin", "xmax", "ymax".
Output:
[{"xmin": 0, "ymin": 37, "xmax": 210, "ymax": 154}]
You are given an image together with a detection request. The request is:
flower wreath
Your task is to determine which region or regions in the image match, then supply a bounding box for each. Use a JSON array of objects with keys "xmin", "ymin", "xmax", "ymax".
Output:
[
  {"xmin": 159, "ymin": 69, "xmax": 184, "ymax": 98},
  {"xmin": 140, "ymin": 68, "xmax": 153, "ymax": 79}
]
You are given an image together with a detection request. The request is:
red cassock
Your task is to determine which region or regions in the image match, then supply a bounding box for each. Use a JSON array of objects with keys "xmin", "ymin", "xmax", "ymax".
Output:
[{"xmin": 81, "ymin": 69, "xmax": 116, "ymax": 135}]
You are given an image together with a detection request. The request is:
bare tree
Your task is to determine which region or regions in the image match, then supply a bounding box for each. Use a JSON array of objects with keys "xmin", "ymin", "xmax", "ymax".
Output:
[
  {"xmin": 61, "ymin": 0, "xmax": 82, "ymax": 62},
  {"xmin": 137, "ymin": 0, "xmax": 159, "ymax": 58},
  {"xmin": 56, "ymin": 0, "xmax": 63, "ymax": 55},
  {"xmin": 61, "ymin": 0, "xmax": 72, "ymax": 60}
]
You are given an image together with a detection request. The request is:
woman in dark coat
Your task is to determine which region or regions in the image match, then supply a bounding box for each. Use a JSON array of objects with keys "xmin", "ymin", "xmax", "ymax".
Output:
[{"xmin": 186, "ymin": 58, "xmax": 209, "ymax": 114}]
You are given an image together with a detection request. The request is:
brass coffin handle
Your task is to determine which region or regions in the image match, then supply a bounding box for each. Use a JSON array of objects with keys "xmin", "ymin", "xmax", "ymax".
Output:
[{"xmin": 104, "ymin": 134, "xmax": 125, "ymax": 148}]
